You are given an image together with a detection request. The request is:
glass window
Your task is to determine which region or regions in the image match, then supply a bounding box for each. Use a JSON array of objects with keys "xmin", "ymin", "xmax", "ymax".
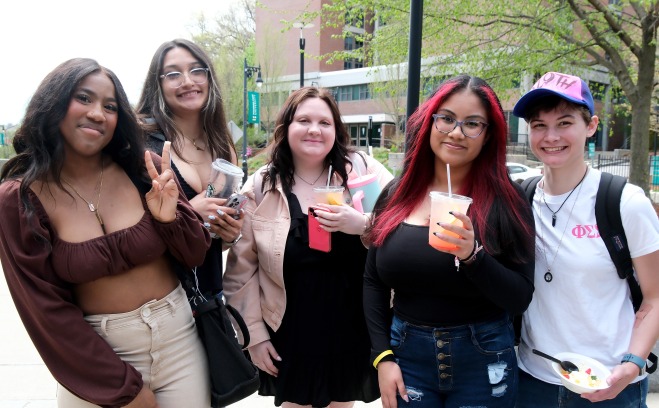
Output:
[
  {"xmin": 359, "ymin": 84, "xmax": 370, "ymax": 100},
  {"xmin": 590, "ymin": 81, "xmax": 607, "ymax": 101},
  {"xmin": 340, "ymin": 86, "xmax": 352, "ymax": 101}
]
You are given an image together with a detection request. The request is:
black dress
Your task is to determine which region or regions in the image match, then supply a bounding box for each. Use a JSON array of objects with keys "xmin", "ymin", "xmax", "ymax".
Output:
[{"xmin": 258, "ymin": 193, "xmax": 379, "ymax": 406}]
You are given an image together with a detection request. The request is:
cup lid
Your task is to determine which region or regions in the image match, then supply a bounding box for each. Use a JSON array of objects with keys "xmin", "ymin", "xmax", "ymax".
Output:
[
  {"xmin": 313, "ymin": 186, "xmax": 345, "ymax": 192},
  {"xmin": 429, "ymin": 191, "xmax": 472, "ymax": 202},
  {"xmin": 212, "ymin": 159, "xmax": 244, "ymax": 177}
]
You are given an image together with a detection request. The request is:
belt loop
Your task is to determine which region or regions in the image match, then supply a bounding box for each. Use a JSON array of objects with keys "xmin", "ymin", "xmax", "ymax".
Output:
[{"xmin": 101, "ymin": 316, "xmax": 109, "ymax": 337}]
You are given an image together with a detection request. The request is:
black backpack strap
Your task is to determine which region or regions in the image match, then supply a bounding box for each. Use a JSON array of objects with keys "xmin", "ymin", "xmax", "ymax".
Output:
[
  {"xmin": 595, "ymin": 173, "xmax": 642, "ymax": 310},
  {"xmin": 596, "ymin": 173, "xmax": 657, "ymax": 373},
  {"xmin": 521, "ymin": 175, "xmax": 542, "ymax": 205}
]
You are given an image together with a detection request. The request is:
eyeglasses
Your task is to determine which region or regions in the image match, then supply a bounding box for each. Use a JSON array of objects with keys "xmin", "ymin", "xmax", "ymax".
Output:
[
  {"xmin": 159, "ymin": 68, "xmax": 210, "ymax": 89},
  {"xmin": 432, "ymin": 114, "xmax": 488, "ymax": 138}
]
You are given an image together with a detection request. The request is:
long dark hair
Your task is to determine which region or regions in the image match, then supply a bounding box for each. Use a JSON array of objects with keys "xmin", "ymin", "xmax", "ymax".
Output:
[
  {"xmin": 136, "ymin": 38, "xmax": 236, "ymax": 162},
  {"xmin": 263, "ymin": 87, "xmax": 354, "ymax": 194},
  {"xmin": 368, "ymin": 75, "xmax": 534, "ymax": 262},
  {"xmin": 1, "ymin": 58, "xmax": 145, "ymax": 219}
]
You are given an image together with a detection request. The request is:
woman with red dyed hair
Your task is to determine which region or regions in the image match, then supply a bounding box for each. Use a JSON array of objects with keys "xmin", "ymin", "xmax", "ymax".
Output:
[{"xmin": 363, "ymin": 75, "xmax": 535, "ymax": 407}]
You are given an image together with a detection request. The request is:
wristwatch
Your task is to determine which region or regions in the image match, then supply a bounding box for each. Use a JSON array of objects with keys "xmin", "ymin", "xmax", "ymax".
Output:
[{"xmin": 621, "ymin": 353, "xmax": 646, "ymax": 375}]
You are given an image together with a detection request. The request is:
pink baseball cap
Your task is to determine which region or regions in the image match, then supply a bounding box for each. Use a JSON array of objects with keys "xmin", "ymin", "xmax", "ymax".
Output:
[{"xmin": 513, "ymin": 72, "xmax": 595, "ymax": 118}]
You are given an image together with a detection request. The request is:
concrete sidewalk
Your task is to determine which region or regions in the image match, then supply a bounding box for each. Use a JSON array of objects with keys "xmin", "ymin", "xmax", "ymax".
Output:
[{"xmin": 1, "ymin": 270, "xmax": 657, "ymax": 407}]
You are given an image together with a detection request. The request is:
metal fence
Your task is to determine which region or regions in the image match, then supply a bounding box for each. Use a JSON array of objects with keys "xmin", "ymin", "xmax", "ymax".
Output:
[
  {"xmin": 507, "ymin": 142, "xmax": 659, "ymax": 193},
  {"xmin": 590, "ymin": 154, "xmax": 659, "ymax": 191}
]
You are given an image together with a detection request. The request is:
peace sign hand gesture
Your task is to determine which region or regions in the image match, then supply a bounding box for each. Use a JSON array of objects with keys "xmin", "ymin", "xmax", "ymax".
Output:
[{"xmin": 145, "ymin": 141, "xmax": 179, "ymax": 223}]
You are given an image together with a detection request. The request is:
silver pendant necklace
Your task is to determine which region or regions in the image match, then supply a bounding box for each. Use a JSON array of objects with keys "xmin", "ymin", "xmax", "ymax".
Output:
[
  {"xmin": 538, "ymin": 168, "xmax": 588, "ymax": 283},
  {"xmin": 542, "ymin": 168, "xmax": 588, "ymax": 227}
]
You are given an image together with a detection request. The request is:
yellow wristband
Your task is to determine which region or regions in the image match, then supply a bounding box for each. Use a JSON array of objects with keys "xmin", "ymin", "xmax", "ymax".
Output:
[{"xmin": 373, "ymin": 350, "xmax": 394, "ymax": 369}]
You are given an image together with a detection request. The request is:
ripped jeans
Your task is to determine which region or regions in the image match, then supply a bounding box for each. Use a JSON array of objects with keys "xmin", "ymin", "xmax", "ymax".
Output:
[{"xmin": 390, "ymin": 314, "xmax": 517, "ymax": 407}]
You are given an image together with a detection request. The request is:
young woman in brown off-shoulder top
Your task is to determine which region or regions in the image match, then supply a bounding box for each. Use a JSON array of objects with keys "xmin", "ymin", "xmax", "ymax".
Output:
[{"xmin": 0, "ymin": 58, "xmax": 211, "ymax": 408}]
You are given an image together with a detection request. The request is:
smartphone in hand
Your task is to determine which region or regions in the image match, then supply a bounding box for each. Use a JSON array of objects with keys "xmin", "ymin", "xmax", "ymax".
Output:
[
  {"xmin": 225, "ymin": 193, "xmax": 247, "ymax": 219},
  {"xmin": 308, "ymin": 207, "xmax": 331, "ymax": 252}
]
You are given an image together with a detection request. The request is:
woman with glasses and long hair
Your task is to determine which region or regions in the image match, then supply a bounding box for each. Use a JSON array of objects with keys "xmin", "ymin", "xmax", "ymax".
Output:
[
  {"xmin": 137, "ymin": 38, "xmax": 243, "ymax": 298},
  {"xmin": 0, "ymin": 58, "xmax": 211, "ymax": 407},
  {"xmin": 363, "ymin": 75, "xmax": 535, "ymax": 407}
]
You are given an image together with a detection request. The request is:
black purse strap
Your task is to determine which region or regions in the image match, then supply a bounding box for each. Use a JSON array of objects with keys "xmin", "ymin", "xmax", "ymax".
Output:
[
  {"xmin": 224, "ymin": 300, "xmax": 251, "ymax": 348},
  {"xmin": 186, "ymin": 268, "xmax": 251, "ymax": 348}
]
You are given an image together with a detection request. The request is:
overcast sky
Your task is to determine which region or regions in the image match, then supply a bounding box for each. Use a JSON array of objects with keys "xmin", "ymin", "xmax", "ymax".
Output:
[{"xmin": 0, "ymin": 0, "xmax": 235, "ymax": 126}]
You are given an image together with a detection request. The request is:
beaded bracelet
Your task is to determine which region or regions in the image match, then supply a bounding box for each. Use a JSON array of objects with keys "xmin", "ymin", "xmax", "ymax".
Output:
[{"xmin": 454, "ymin": 240, "xmax": 483, "ymax": 271}]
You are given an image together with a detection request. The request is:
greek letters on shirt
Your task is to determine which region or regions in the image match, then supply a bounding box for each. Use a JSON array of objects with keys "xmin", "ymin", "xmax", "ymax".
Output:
[{"xmin": 571, "ymin": 224, "xmax": 600, "ymax": 239}]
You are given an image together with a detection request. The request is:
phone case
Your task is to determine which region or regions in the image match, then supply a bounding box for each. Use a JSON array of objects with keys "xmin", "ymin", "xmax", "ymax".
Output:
[
  {"xmin": 226, "ymin": 194, "xmax": 247, "ymax": 219},
  {"xmin": 308, "ymin": 207, "xmax": 331, "ymax": 252}
]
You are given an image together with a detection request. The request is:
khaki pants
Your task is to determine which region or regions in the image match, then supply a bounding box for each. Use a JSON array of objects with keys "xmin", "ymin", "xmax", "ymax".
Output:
[{"xmin": 57, "ymin": 284, "xmax": 209, "ymax": 407}]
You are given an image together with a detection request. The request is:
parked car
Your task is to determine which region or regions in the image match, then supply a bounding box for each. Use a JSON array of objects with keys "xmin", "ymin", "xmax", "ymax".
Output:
[{"xmin": 506, "ymin": 162, "xmax": 542, "ymax": 183}]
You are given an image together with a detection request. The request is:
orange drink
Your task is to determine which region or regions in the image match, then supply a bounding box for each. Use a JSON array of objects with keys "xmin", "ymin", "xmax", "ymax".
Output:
[
  {"xmin": 313, "ymin": 186, "xmax": 345, "ymax": 205},
  {"xmin": 428, "ymin": 191, "xmax": 472, "ymax": 250}
]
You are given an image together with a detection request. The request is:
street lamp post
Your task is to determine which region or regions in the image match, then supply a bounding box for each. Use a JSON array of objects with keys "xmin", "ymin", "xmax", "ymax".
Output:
[
  {"xmin": 243, "ymin": 58, "xmax": 263, "ymax": 183},
  {"xmin": 293, "ymin": 22, "xmax": 314, "ymax": 88}
]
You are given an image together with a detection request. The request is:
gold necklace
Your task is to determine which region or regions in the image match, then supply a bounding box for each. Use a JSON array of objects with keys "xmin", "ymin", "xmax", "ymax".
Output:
[
  {"xmin": 295, "ymin": 169, "xmax": 325, "ymax": 185},
  {"xmin": 184, "ymin": 135, "xmax": 205, "ymax": 151},
  {"xmin": 62, "ymin": 161, "xmax": 106, "ymax": 234}
]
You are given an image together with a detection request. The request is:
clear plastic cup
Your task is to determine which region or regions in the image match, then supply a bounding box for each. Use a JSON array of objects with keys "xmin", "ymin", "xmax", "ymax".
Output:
[
  {"xmin": 206, "ymin": 159, "xmax": 244, "ymax": 198},
  {"xmin": 428, "ymin": 191, "xmax": 473, "ymax": 250},
  {"xmin": 313, "ymin": 186, "xmax": 345, "ymax": 205}
]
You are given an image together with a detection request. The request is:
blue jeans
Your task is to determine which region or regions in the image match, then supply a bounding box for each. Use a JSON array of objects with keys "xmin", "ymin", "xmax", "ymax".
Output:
[
  {"xmin": 390, "ymin": 314, "xmax": 518, "ymax": 407},
  {"xmin": 516, "ymin": 369, "xmax": 648, "ymax": 408}
]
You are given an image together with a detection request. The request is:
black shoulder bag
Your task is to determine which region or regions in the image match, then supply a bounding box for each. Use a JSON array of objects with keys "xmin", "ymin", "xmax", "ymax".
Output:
[{"xmin": 187, "ymin": 269, "xmax": 260, "ymax": 407}]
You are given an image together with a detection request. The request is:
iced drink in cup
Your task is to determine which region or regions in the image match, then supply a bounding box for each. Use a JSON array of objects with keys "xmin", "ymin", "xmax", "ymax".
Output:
[
  {"xmin": 206, "ymin": 158, "xmax": 244, "ymax": 198},
  {"xmin": 313, "ymin": 186, "xmax": 345, "ymax": 205},
  {"xmin": 428, "ymin": 191, "xmax": 473, "ymax": 250}
]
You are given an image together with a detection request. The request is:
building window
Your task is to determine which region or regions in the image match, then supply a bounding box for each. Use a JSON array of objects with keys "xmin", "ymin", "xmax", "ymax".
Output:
[
  {"xmin": 359, "ymin": 84, "xmax": 370, "ymax": 100},
  {"xmin": 344, "ymin": 36, "xmax": 363, "ymax": 70},
  {"xmin": 590, "ymin": 81, "xmax": 607, "ymax": 101},
  {"xmin": 339, "ymin": 86, "xmax": 353, "ymax": 102},
  {"xmin": 344, "ymin": 60, "xmax": 363, "ymax": 69},
  {"xmin": 334, "ymin": 84, "xmax": 371, "ymax": 101},
  {"xmin": 345, "ymin": 11, "xmax": 365, "ymax": 28}
]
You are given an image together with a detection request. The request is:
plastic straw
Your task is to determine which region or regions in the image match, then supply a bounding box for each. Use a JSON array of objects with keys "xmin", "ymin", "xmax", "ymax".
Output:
[
  {"xmin": 326, "ymin": 164, "xmax": 333, "ymax": 187},
  {"xmin": 447, "ymin": 163, "xmax": 452, "ymax": 197}
]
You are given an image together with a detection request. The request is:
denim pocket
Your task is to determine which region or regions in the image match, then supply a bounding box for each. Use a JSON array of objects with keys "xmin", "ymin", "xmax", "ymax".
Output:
[
  {"xmin": 471, "ymin": 320, "xmax": 514, "ymax": 355},
  {"xmin": 389, "ymin": 316, "xmax": 406, "ymax": 349}
]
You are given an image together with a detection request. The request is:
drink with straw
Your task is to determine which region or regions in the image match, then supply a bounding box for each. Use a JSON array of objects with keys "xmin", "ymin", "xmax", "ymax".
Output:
[
  {"xmin": 312, "ymin": 164, "xmax": 344, "ymax": 205},
  {"xmin": 313, "ymin": 186, "xmax": 345, "ymax": 205},
  {"xmin": 428, "ymin": 192, "xmax": 472, "ymax": 250},
  {"xmin": 428, "ymin": 163, "xmax": 473, "ymax": 250}
]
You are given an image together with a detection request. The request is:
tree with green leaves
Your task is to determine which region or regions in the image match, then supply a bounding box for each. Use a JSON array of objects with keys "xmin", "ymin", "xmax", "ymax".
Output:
[
  {"xmin": 191, "ymin": 0, "xmax": 263, "ymax": 150},
  {"xmin": 302, "ymin": 0, "xmax": 658, "ymax": 191}
]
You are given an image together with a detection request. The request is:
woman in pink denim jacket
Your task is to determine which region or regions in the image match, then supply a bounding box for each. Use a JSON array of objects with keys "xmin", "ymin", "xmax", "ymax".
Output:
[{"xmin": 224, "ymin": 87, "xmax": 393, "ymax": 408}]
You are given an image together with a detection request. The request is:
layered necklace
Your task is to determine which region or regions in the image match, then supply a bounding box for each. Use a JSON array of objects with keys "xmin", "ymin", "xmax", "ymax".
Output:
[
  {"xmin": 62, "ymin": 160, "xmax": 106, "ymax": 234},
  {"xmin": 542, "ymin": 168, "xmax": 588, "ymax": 227},
  {"xmin": 295, "ymin": 169, "xmax": 325, "ymax": 185},
  {"xmin": 537, "ymin": 167, "xmax": 588, "ymax": 283},
  {"xmin": 184, "ymin": 135, "xmax": 205, "ymax": 151}
]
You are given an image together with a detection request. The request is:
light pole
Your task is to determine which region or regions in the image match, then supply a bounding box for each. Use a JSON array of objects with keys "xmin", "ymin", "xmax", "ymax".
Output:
[
  {"xmin": 243, "ymin": 58, "xmax": 263, "ymax": 183},
  {"xmin": 293, "ymin": 22, "xmax": 314, "ymax": 88}
]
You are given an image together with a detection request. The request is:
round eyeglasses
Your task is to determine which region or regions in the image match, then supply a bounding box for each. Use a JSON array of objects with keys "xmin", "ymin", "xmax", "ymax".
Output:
[
  {"xmin": 159, "ymin": 68, "xmax": 210, "ymax": 89},
  {"xmin": 432, "ymin": 114, "xmax": 488, "ymax": 138}
]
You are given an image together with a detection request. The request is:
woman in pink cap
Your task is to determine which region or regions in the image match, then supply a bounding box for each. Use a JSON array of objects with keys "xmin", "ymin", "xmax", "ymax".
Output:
[{"xmin": 514, "ymin": 72, "xmax": 659, "ymax": 407}]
